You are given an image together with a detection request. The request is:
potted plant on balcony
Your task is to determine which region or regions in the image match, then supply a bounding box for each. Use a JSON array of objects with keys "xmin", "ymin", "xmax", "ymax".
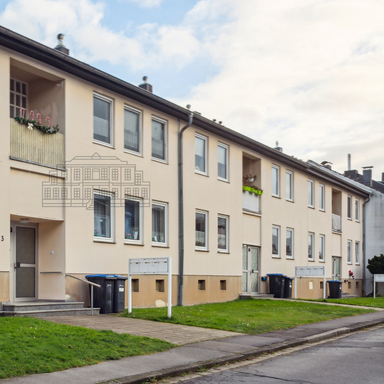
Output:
[{"xmin": 242, "ymin": 174, "xmax": 263, "ymax": 195}]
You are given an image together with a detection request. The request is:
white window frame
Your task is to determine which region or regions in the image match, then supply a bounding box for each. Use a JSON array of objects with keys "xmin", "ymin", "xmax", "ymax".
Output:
[
  {"xmin": 124, "ymin": 105, "xmax": 142, "ymax": 156},
  {"xmin": 347, "ymin": 240, "xmax": 352, "ymax": 264},
  {"xmin": 272, "ymin": 225, "xmax": 280, "ymax": 258},
  {"xmin": 272, "ymin": 165, "xmax": 280, "ymax": 197},
  {"xmin": 151, "ymin": 201, "xmax": 168, "ymax": 247},
  {"xmin": 319, "ymin": 234, "xmax": 325, "ymax": 262},
  {"xmin": 355, "ymin": 198, "xmax": 360, "ymax": 222},
  {"xmin": 93, "ymin": 190, "xmax": 114, "ymax": 243},
  {"xmin": 195, "ymin": 210, "xmax": 208, "ymax": 251},
  {"xmin": 151, "ymin": 116, "xmax": 168, "ymax": 163},
  {"xmin": 124, "ymin": 196, "xmax": 143, "ymax": 245},
  {"xmin": 217, "ymin": 142, "xmax": 229, "ymax": 181},
  {"xmin": 319, "ymin": 184, "xmax": 325, "ymax": 211},
  {"xmin": 286, "ymin": 228, "xmax": 294, "ymax": 259},
  {"xmin": 286, "ymin": 170, "xmax": 294, "ymax": 201},
  {"xmin": 355, "ymin": 241, "xmax": 360, "ymax": 265},
  {"xmin": 195, "ymin": 133, "xmax": 208, "ymax": 175},
  {"xmin": 218, "ymin": 214, "xmax": 229, "ymax": 253},
  {"xmin": 308, "ymin": 232, "xmax": 315, "ymax": 261},
  {"xmin": 93, "ymin": 92, "xmax": 113, "ymax": 147},
  {"xmin": 347, "ymin": 195, "xmax": 352, "ymax": 220},
  {"xmin": 308, "ymin": 180, "xmax": 314, "ymax": 208},
  {"xmin": 10, "ymin": 78, "xmax": 28, "ymax": 118}
]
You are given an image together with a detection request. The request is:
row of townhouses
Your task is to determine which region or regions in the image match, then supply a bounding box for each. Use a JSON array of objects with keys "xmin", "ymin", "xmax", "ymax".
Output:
[{"xmin": 0, "ymin": 26, "xmax": 383, "ymax": 309}]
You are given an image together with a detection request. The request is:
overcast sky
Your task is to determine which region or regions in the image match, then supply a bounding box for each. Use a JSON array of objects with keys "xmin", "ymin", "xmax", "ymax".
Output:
[{"xmin": 1, "ymin": 0, "xmax": 383, "ymax": 179}]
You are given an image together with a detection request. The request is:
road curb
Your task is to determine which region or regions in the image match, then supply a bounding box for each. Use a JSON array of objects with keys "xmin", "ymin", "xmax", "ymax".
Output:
[{"xmin": 99, "ymin": 320, "xmax": 384, "ymax": 384}]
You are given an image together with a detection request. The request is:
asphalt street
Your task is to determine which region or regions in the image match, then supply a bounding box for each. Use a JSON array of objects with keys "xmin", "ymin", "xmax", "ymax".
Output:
[{"xmin": 172, "ymin": 325, "xmax": 384, "ymax": 384}]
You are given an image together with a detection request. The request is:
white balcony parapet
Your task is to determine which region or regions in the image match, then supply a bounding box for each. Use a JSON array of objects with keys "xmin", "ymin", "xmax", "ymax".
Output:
[
  {"xmin": 10, "ymin": 118, "xmax": 64, "ymax": 169},
  {"xmin": 332, "ymin": 213, "xmax": 342, "ymax": 232},
  {"xmin": 243, "ymin": 190, "xmax": 260, "ymax": 213}
]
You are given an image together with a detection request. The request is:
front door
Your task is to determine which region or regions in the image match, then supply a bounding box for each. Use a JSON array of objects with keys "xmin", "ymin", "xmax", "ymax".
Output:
[
  {"xmin": 12, "ymin": 224, "xmax": 37, "ymax": 301},
  {"xmin": 242, "ymin": 245, "xmax": 259, "ymax": 294},
  {"xmin": 332, "ymin": 256, "xmax": 341, "ymax": 280}
]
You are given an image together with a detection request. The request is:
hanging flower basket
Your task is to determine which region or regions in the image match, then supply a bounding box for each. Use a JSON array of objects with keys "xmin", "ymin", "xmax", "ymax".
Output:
[{"xmin": 242, "ymin": 185, "xmax": 263, "ymax": 195}]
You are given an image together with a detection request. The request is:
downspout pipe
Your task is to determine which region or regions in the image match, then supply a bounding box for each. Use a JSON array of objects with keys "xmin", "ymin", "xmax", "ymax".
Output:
[
  {"xmin": 362, "ymin": 194, "xmax": 371, "ymax": 296},
  {"xmin": 178, "ymin": 109, "xmax": 194, "ymax": 306}
]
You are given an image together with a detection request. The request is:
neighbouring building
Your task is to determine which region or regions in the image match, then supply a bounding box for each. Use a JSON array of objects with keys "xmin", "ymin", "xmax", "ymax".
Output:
[{"xmin": 0, "ymin": 26, "xmax": 373, "ymax": 309}]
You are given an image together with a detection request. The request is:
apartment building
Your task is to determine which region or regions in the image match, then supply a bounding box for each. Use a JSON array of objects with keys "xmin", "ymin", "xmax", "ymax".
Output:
[{"xmin": 0, "ymin": 27, "xmax": 370, "ymax": 309}]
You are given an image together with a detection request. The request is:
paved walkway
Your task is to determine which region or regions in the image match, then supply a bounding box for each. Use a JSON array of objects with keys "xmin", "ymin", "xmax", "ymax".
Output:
[{"xmin": 45, "ymin": 315, "xmax": 241, "ymax": 345}]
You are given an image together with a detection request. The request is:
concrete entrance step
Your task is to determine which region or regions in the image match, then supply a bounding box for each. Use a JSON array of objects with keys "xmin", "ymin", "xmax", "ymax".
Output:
[
  {"xmin": 238, "ymin": 293, "xmax": 274, "ymax": 299},
  {"xmin": 0, "ymin": 301, "xmax": 100, "ymax": 317},
  {"xmin": 341, "ymin": 292, "xmax": 358, "ymax": 299}
]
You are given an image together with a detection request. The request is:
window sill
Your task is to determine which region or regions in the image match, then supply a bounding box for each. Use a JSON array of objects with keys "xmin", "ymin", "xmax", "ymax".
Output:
[
  {"xmin": 347, "ymin": 218, "xmax": 352, "ymax": 221},
  {"xmin": 242, "ymin": 209, "xmax": 261, "ymax": 217},
  {"xmin": 319, "ymin": 260, "xmax": 325, "ymax": 263},
  {"xmin": 286, "ymin": 199, "xmax": 294, "ymax": 203},
  {"xmin": 217, "ymin": 177, "xmax": 229, "ymax": 183},
  {"xmin": 218, "ymin": 250, "xmax": 229, "ymax": 254},
  {"xmin": 195, "ymin": 170, "xmax": 208, "ymax": 177},
  {"xmin": 124, "ymin": 149, "xmax": 142, "ymax": 157},
  {"xmin": 319, "ymin": 208, "xmax": 325, "ymax": 212},
  {"xmin": 308, "ymin": 205, "xmax": 315, "ymax": 209},
  {"xmin": 93, "ymin": 238, "xmax": 115, "ymax": 244},
  {"xmin": 272, "ymin": 255, "xmax": 281, "ymax": 259},
  {"xmin": 347, "ymin": 262, "xmax": 353, "ymax": 265},
  {"xmin": 355, "ymin": 263, "xmax": 360, "ymax": 266},
  {"xmin": 272, "ymin": 194, "xmax": 281, "ymax": 199},
  {"xmin": 195, "ymin": 248, "xmax": 209, "ymax": 252},
  {"xmin": 355, "ymin": 220, "xmax": 360, "ymax": 223},
  {"xmin": 308, "ymin": 258, "xmax": 315, "ymax": 262},
  {"xmin": 125, "ymin": 241, "xmax": 144, "ymax": 246},
  {"xmin": 152, "ymin": 243, "xmax": 169, "ymax": 248},
  {"xmin": 151, "ymin": 157, "xmax": 168, "ymax": 164},
  {"xmin": 93, "ymin": 140, "xmax": 114, "ymax": 149},
  {"xmin": 286, "ymin": 256, "xmax": 294, "ymax": 260}
]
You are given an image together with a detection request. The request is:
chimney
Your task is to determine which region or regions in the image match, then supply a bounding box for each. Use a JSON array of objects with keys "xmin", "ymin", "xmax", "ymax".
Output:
[
  {"xmin": 54, "ymin": 33, "xmax": 69, "ymax": 55},
  {"xmin": 139, "ymin": 76, "xmax": 153, "ymax": 93},
  {"xmin": 362, "ymin": 166, "xmax": 373, "ymax": 187},
  {"xmin": 274, "ymin": 141, "xmax": 283, "ymax": 152},
  {"xmin": 344, "ymin": 170, "xmax": 358, "ymax": 180},
  {"xmin": 382, "ymin": 172, "xmax": 384, "ymax": 183},
  {"xmin": 347, "ymin": 154, "xmax": 351, "ymax": 171}
]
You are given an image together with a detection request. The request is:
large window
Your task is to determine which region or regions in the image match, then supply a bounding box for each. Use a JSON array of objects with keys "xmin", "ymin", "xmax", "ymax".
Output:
[
  {"xmin": 94, "ymin": 191, "xmax": 114, "ymax": 241},
  {"xmin": 286, "ymin": 228, "xmax": 294, "ymax": 259},
  {"xmin": 196, "ymin": 210, "xmax": 208, "ymax": 250},
  {"xmin": 125, "ymin": 197, "xmax": 142, "ymax": 244},
  {"xmin": 347, "ymin": 240, "xmax": 352, "ymax": 263},
  {"xmin": 10, "ymin": 78, "xmax": 27, "ymax": 118},
  {"xmin": 218, "ymin": 215, "xmax": 228, "ymax": 252},
  {"xmin": 152, "ymin": 202, "xmax": 168, "ymax": 245},
  {"xmin": 308, "ymin": 232, "xmax": 314, "ymax": 260},
  {"xmin": 272, "ymin": 165, "xmax": 280, "ymax": 197},
  {"xmin": 319, "ymin": 235, "xmax": 325, "ymax": 262},
  {"xmin": 152, "ymin": 117, "xmax": 167, "ymax": 162},
  {"xmin": 319, "ymin": 184, "xmax": 325, "ymax": 211},
  {"xmin": 286, "ymin": 170, "xmax": 293, "ymax": 201},
  {"xmin": 272, "ymin": 225, "xmax": 280, "ymax": 258},
  {"xmin": 124, "ymin": 106, "xmax": 141, "ymax": 154},
  {"xmin": 308, "ymin": 180, "xmax": 314, "ymax": 207},
  {"xmin": 218, "ymin": 143, "xmax": 228, "ymax": 181},
  {"xmin": 347, "ymin": 195, "xmax": 352, "ymax": 219},
  {"xmin": 355, "ymin": 199, "xmax": 360, "ymax": 222},
  {"xmin": 93, "ymin": 93, "xmax": 113, "ymax": 145},
  {"xmin": 195, "ymin": 134, "xmax": 207, "ymax": 175},
  {"xmin": 355, "ymin": 241, "xmax": 360, "ymax": 264}
]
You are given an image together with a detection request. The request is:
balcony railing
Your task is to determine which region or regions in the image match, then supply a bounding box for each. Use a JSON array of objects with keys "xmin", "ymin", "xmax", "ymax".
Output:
[
  {"xmin": 332, "ymin": 213, "xmax": 342, "ymax": 232},
  {"xmin": 10, "ymin": 118, "xmax": 64, "ymax": 168},
  {"xmin": 243, "ymin": 190, "xmax": 260, "ymax": 213}
]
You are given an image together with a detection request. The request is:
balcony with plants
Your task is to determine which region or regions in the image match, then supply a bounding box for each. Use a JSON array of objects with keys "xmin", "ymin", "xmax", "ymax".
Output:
[{"xmin": 242, "ymin": 155, "xmax": 262, "ymax": 214}]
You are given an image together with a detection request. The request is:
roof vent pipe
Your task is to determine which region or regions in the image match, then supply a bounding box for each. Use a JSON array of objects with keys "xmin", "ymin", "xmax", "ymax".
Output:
[
  {"xmin": 274, "ymin": 141, "xmax": 283, "ymax": 152},
  {"xmin": 348, "ymin": 154, "xmax": 351, "ymax": 171},
  {"xmin": 139, "ymin": 76, "xmax": 153, "ymax": 93},
  {"xmin": 54, "ymin": 33, "xmax": 69, "ymax": 55}
]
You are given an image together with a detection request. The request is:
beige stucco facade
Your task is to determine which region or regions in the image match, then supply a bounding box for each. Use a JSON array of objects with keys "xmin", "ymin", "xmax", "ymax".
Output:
[{"xmin": 0, "ymin": 30, "xmax": 369, "ymax": 309}]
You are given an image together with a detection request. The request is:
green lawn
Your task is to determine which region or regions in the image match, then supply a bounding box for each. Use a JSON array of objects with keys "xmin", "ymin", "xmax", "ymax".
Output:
[
  {"xmin": 0, "ymin": 317, "xmax": 175, "ymax": 379},
  {"xmin": 313, "ymin": 296, "xmax": 384, "ymax": 309},
  {"xmin": 120, "ymin": 299, "xmax": 374, "ymax": 334}
]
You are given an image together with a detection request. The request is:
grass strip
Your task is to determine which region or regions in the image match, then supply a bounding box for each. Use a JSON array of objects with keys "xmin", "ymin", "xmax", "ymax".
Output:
[
  {"xmin": 0, "ymin": 317, "xmax": 175, "ymax": 379},
  {"xmin": 120, "ymin": 299, "xmax": 374, "ymax": 334},
  {"xmin": 311, "ymin": 296, "xmax": 384, "ymax": 309}
]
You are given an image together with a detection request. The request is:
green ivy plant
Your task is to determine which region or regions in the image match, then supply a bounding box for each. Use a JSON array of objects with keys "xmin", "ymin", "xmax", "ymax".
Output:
[{"xmin": 14, "ymin": 116, "xmax": 59, "ymax": 134}]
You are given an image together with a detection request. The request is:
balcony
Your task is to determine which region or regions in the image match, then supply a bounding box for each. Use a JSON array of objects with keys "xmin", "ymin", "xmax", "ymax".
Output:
[
  {"xmin": 10, "ymin": 119, "xmax": 64, "ymax": 169},
  {"xmin": 332, "ymin": 213, "xmax": 342, "ymax": 232},
  {"xmin": 242, "ymin": 188, "xmax": 261, "ymax": 213}
]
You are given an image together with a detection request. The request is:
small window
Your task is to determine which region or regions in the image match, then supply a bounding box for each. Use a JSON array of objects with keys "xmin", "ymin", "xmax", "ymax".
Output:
[
  {"xmin": 308, "ymin": 180, "xmax": 314, "ymax": 208},
  {"xmin": 94, "ymin": 191, "xmax": 114, "ymax": 241},
  {"xmin": 195, "ymin": 133, "xmax": 207, "ymax": 175},
  {"xmin": 347, "ymin": 195, "xmax": 352, "ymax": 219},
  {"xmin": 272, "ymin": 165, "xmax": 280, "ymax": 197},
  {"xmin": 355, "ymin": 241, "xmax": 360, "ymax": 264},
  {"xmin": 286, "ymin": 171, "xmax": 293, "ymax": 201},
  {"xmin": 132, "ymin": 279, "xmax": 139, "ymax": 292},
  {"xmin": 308, "ymin": 232, "xmax": 314, "ymax": 260},
  {"xmin": 124, "ymin": 106, "xmax": 142, "ymax": 155},
  {"xmin": 152, "ymin": 117, "xmax": 167, "ymax": 162},
  {"xmin": 198, "ymin": 280, "xmax": 206, "ymax": 290},
  {"xmin": 152, "ymin": 202, "xmax": 168, "ymax": 245},
  {"xmin": 156, "ymin": 279, "xmax": 164, "ymax": 292},
  {"xmin": 347, "ymin": 240, "xmax": 352, "ymax": 264},
  {"xmin": 93, "ymin": 93, "xmax": 113, "ymax": 145},
  {"xmin": 319, "ymin": 234, "xmax": 325, "ymax": 262},
  {"xmin": 10, "ymin": 78, "xmax": 28, "ymax": 118},
  {"xmin": 286, "ymin": 228, "xmax": 294, "ymax": 259},
  {"xmin": 320, "ymin": 281, "xmax": 324, "ymax": 289},
  {"xmin": 319, "ymin": 184, "xmax": 325, "ymax": 211},
  {"xmin": 125, "ymin": 197, "xmax": 142, "ymax": 244},
  {"xmin": 218, "ymin": 143, "xmax": 229, "ymax": 181},
  {"xmin": 220, "ymin": 280, "xmax": 227, "ymax": 290},
  {"xmin": 196, "ymin": 210, "xmax": 208, "ymax": 250},
  {"xmin": 356, "ymin": 281, "xmax": 359, "ymax": 289},
  {"xmin": 355, "ymin": 199, "xmax": 360, "ymax": 222},
  {"xmin": 272, "ymin": 225, "xmax": 280, "ymax": 258},
  {"xmin": 218, "ymin": 215, "xmax": 229, "ymax": 252},
  {"xmin": 348, "ymin": 281, "xmax": 351, "ymax": 289}
]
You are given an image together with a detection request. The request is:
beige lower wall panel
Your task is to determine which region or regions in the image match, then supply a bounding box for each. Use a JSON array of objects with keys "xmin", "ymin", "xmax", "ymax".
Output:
[
  {"xmin": 331, "ymin": 233, "xmax": 341, "ymax": 256},
  {"xmin": 0, "ymin": 272, "xmax": 10, "ymax": 302},
  {"xmin": 66, "ymin": 274, "xmax": 241, "ymax": 308},
  {"xmin": 242, "ymin": 214, "xmax": 261, "ymax": 246}
]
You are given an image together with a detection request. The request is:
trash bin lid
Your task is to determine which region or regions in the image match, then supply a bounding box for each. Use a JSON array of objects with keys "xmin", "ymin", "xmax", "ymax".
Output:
[
  {"xmin": 85, "ymin": 274, "xmax": 117, "ymax": 278},
  {"xmin": 112, "ymin": 275, "xmax": 128, "ymax": 280},
  {"xmin": 326, "ymin": 280, "xmax": 342, "ymax": 283},
  {"xmin": 267, "ymin": 273, "xmax": 285, "ymax": 276}
]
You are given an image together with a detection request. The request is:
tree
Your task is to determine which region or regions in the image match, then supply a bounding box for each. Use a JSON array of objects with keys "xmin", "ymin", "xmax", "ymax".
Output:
[{"xmin": 367, "ymin": 254, "xmax": 384, "ymax": 275}]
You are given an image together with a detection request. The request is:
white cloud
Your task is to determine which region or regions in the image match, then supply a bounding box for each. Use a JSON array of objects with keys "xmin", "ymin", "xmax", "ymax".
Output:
[{"xmin": 126, "ymin": 0, "xmax": 162, "ymax": 8}]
